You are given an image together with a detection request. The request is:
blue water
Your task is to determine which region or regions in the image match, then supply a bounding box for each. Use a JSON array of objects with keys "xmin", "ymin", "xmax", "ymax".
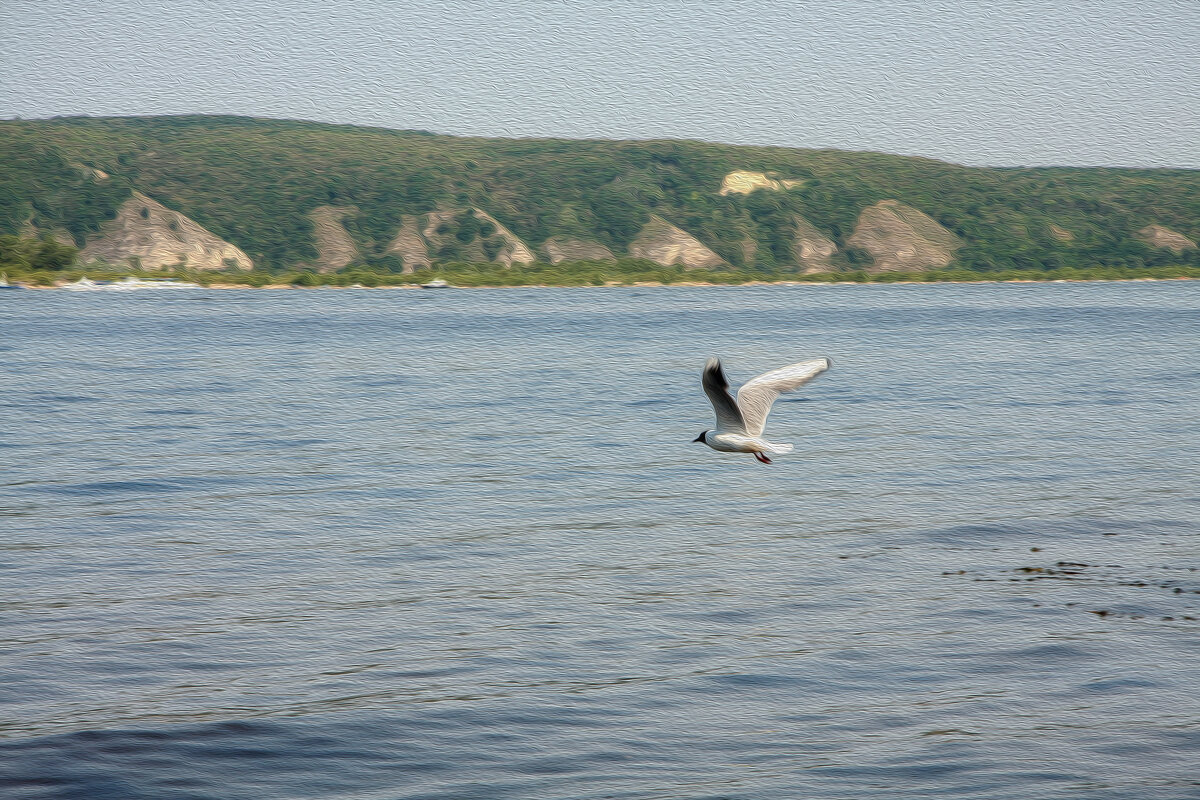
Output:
[{"xmin": 2, "ymin": 283, "xmax": 1199, "ymax": 799}]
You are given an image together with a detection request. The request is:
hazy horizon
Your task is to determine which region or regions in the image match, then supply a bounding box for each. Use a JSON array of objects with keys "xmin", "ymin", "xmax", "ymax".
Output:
[{"xmin": 3, "ymin": 0, "xmax": 1198, "ymax": 169}]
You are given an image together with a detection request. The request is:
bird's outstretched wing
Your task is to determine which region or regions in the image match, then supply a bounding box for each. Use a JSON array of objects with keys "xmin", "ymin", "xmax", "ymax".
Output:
[
  {"xmin": 736, "ymin": 358, "xmax": 831, "ymax": 436},
  {"xmin": 702, "ymin": 358, "xmax": 746, "ymax": 433}
]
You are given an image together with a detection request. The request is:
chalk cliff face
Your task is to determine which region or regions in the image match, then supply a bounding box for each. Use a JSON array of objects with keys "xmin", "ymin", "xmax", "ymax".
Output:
[
  {"xmin": 420, "ymin": 210, "xmax": 468, "ymax": 255},
  {"xmin": 80, "ymin": 192, "xmax": 253, "ymax": 271},
  {"xmin": 845, "ymin": 200, "xmax": 961, "ymax": 272},
  {"xmin": 791, "ymin": 215, "xmax": 838, "ymax": 272},
  {"xmin": 718, "ymin": 170, "xmax": 804, "ymax": 195},
  {"xmin": 388, "ymin": 208, "xmax": 538, "ymax": 267},
  {"xmin": 1137, "ymin": 225, "xmax": 1196, "ymax": 254},
  {"xmin": 628, "ymin": 215, "xmax": 724, "ymax": 269},
  {"xmin": 1048, "ymin": 224, "xmax": 1075, "ymax": 242},
  {"xmin": 419, "ymin": 209, "xmax": 479, "ymax": 261},
  {"xmin": 71, "ymin": 164, "xmax": 109, "ymax": 181},
  {"xmin": 307, "ymin": 206, "xmax": 358, "ymax": 273},
  {"xmin": 541, "ymin": 237, "xmax": 615, "ymax": 264},
  {"xmin": 471, "ymin": 208, "xmax": 535, "ymax": 266},
  {"xmin": 386, "ymin": 216, "xmax": 430, "ymax": 273}
]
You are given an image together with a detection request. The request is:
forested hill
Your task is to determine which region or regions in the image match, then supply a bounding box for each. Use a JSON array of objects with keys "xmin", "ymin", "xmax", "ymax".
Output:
[{"xmin": 2, "ymin": 114, "xmax": 1197, "ymax": 274}]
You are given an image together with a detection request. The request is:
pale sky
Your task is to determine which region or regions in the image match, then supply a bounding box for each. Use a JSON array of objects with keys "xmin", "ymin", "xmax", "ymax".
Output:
[{"xmin": 3, "ymin": 0, "xmax": 1198, "ymax": 168}]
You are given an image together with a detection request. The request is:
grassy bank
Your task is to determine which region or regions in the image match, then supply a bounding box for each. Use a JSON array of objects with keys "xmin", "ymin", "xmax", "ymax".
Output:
[{"xmin": 7, "ymin": 258, "xmax": 1200, "ymax": 289}]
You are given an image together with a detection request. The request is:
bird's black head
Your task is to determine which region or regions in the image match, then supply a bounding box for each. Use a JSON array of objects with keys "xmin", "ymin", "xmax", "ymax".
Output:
[{"xmin": 692, "ymin": 430, "xmax": 708, "ymax": 443}]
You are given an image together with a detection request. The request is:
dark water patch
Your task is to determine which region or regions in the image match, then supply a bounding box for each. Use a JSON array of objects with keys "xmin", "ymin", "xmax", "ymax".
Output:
[
  {"xmin": 0, "ymin": 719, "xmax": 433, "ymax": 800},
  {"xmin": 1079, "ymin": 677, "xmax": 1161, "ymax": 693},
  {"xmin": 919, "ymin": 516, "xmax": 1184, "ymax": 547},
  {"xmin": 31, "ymin": 480, "xmax": 186, "ymax": 496},
  {"xmin": 704, "ymin": 671, "xmax": 819, "ymax": 691},
  {"xmin": 625, "ymin": 395, "xmax": 674, "ymax": 408},
  {"xmin": 1003, "ymin": 642, "xmax": 1096, "ymax": 663},
  {"xmin": 28, "ymin": 394, "xmax": 100, "ymax": 404},
  {"xmin": 950, "ymin": 559, "xmax": 1200, "ymax": 589},
  {"xmin": 946, "ymin": 559, "xmax": 1200, "ymax": 626},
  {"xmin": 921, "ymin": 523, "xmax": 1034, "ymax": 546}
]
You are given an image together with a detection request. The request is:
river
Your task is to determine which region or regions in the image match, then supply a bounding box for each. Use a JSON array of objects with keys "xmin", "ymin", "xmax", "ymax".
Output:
[{"xmin": 2, "ymin": 282, "xmax": 1198, "ymax": 799}]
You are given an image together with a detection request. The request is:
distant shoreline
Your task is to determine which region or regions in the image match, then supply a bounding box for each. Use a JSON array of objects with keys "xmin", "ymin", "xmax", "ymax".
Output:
[
  {"xmin": 20, "ymin": 276, "xmax": 1195, "ymax": 291},
  {"xmin": 180, "ymin": 276, "xmax": 1200, "ymax": 289}
]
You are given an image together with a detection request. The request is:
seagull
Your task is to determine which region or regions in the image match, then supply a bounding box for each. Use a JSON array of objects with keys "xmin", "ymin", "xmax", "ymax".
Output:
[{"xmin": 693, "ymin": 357, "xmax": 831, "ymax": 464}]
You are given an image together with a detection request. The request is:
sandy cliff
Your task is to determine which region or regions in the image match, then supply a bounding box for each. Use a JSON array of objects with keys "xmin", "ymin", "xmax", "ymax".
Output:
[
  {"xmin": 791, "ymin": 215, "xmax": 838, "ymax": 272},
  {"xmin": 80, "ymin": 192, "xmax": 252, "ymax": 271},
  {"xmin": 1048, "ymin": 224, "xmax": 1075, "ymax": 242},
  {"xmin": 386, "ymin": 216, "xmax": 431, "ymax": 273},
  {"xmin": 421, "ymin": 210, "xmax": 485, "ymax": 262},
  {"xmin": 471, "ymin": 208, "xmax": 535, "ymax": 266},
  {"xmin": 718, "ymin": 170, "xmax": 804, "ymax": 195},
  {"xmin": 1137, "ymin": 225, "xmax": 1196, "ymax": 254},
  {"xmin": 845, "ymin": 200, "xmax": 961, "ymax": 272},
  {"xmin": 307, "ymin": 206, "xmax": 358, "ymax": 273},
  {"xmin": 628, "ymin": 215, "xmax": 724, "ymax": 269}
]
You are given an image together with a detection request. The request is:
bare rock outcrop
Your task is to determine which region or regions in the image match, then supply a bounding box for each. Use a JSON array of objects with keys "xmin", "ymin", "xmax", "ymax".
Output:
[
  {"xmin": 414, "ymin": 208, "xmax": 534, "ymax": 266},
  {"xmin": 628, "ymin": 215, "xmax": 724, "ymax": 269},
  {"xmin": 307, "ymin": 206, "xmax": 358, "ymax": 273},
  {"xmin": 541, "ymin": 237, "xmax": 616, "ymax": 264},
  {"xmin": 386, "ymin": 216, "xmax": 430, "ymax": 272},
  {"xmin": 80, "ymin": 192, "xmax": 252, "ymax": 271},
  {"xmin": 71, "ymin": 163, "xmax": 109, "ymax": 181},
  {"xmin": 420, "ymin": 210, "xmax": 485, "ymax": 262},
  {"xmin": 792, "ymin": 215, "xmax": 837, "ymax": 272},
  {"xmin": 1048, "ymin": 224, "xmax": 1075, "ymax": 242},
  {"xmin": 420, "ymin": 210, "xmax": 460, "ymax": 243},
  {"xmin": 1137, "ymin": 225, "xmax": 1196, "ymax": 254},
  {"xmin": 718, "ymin": 170, "xmax": 804, "ymax": 195},
  {"xmin": 845, "ymin": 200, "xmax": 961, "ymax": 272},
  {"xmin": 471, "ymin": 208, "xmax": 535, "ymax": 266}
]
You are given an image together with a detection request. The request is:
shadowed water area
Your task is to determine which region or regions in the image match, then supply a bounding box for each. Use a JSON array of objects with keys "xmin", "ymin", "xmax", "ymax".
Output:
[{"xmin": 1, "ymin": 283, "xmax": 1199, "ymax": 799}]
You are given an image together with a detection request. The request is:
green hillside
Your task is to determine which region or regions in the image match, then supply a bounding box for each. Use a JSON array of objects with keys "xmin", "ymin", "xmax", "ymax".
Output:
[{"xmin": 2, "ymin": 114, "xmax": 1197, "ymax": 275}]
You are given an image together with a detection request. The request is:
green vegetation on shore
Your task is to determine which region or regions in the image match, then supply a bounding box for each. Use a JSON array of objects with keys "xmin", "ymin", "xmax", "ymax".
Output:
[
  {"xmin": 4, "ymin": 243, "xmax": 1196, "ymax": 289},
  {"xmin": 0, "ymin": 234, "xmax": 79, "ymax": 273},
  {"xmin": 2, "ymin": 115, "xmax": 1197, "ymax": 276}
]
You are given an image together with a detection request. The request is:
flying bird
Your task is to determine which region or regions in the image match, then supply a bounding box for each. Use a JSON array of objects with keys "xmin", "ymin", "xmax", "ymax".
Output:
[{"xmin": 694, "ymin": 357, "xmax": 831, "ymax": 464}]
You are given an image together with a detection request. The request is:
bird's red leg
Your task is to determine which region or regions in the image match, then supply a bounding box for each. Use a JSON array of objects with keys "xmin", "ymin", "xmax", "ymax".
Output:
[{"xmin": 754, "ymin": 452, "xmax": 773, "ymax": 464}]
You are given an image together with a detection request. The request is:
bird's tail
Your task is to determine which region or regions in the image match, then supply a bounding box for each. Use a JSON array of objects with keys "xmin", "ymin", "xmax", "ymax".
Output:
[{"xmin": 762, "ymin": 441, "xmax": 794, "ymax": 455}]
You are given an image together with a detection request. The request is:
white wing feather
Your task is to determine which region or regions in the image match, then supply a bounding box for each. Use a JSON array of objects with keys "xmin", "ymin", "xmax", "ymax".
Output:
[{"xmin": 735, "ymin": 358, "xmax": 831, "ymax": 436}]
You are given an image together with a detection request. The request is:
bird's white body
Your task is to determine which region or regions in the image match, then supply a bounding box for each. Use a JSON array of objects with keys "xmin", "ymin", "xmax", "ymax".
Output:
[
  {"xmin": 694, "ymin": 356, "xmax": 830, "ymax": 463},
  {"xmin": 699, "ymin": 431, "xmax": 794, "ymax": 455}
]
